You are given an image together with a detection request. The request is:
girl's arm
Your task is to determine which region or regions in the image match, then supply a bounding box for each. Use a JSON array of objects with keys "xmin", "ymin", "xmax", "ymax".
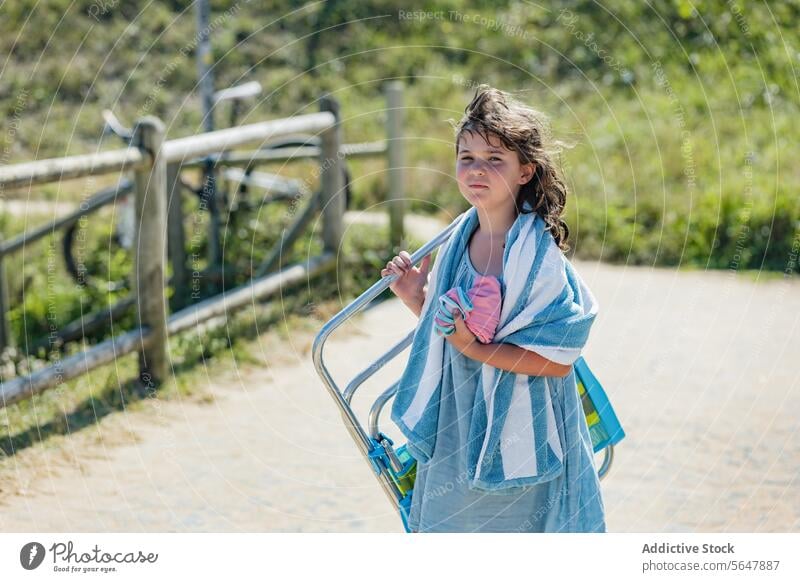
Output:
[
  {"xmin": 462, "ymin": 341, "xmax": 571, "ymax": 377},
  {"xmin": 445, "ymin": 310, "xmax": 571, "ymax": 377}
]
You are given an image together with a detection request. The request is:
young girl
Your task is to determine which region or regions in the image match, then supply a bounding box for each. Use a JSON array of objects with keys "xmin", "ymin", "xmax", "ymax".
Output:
[{"xmin": 381, "ymin": 85, "xmax": 605, "ymax": 533}]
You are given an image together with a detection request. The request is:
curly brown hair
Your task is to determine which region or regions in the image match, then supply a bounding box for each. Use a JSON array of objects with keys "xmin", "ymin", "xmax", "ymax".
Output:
[{"xmin": 451, "ymin": 84, "xmax": 573, "ymax": 252}]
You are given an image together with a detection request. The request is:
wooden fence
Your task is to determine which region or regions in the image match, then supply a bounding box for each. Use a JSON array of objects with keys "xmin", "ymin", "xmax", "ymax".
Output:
[{"xmin": 0, "ymin": 82, "xmax": 406, "ymax": 409}]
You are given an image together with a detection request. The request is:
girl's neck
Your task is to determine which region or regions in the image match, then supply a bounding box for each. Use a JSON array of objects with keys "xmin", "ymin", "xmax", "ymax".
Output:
[{"xmin": 474, "ymin": 204, "xmax": 518, "ymax": 240}]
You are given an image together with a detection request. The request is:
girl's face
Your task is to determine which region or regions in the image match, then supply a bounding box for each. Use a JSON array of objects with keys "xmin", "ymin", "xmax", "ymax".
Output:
[{"xmin": 456, "ymin": 130, "xmax": 535, "ymax": 214}]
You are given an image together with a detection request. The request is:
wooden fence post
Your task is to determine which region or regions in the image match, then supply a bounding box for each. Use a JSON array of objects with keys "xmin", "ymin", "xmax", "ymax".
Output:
[
  {"xmin": 132, "ymin": 116, "xmax": 168, "ymax": 385},
  {"xmin": 166, "ymin": 162, "xmax": 188, "ymax": 311},
  {"xmin": 385, "ymin": 81, "xmax": 405, "ymax": 250},
  {"xmin": 319, "ymin": 96, "xmax": 344, "ymax": 255},
  {"xmin": 0, "ymin": 236, "xmax": 11, "ymax": 354}
]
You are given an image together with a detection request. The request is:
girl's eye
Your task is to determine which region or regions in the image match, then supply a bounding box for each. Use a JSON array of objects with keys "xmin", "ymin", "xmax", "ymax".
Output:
[{"xmin": 459, "ymin": 156, "xmax": 502, "ymax": 162}]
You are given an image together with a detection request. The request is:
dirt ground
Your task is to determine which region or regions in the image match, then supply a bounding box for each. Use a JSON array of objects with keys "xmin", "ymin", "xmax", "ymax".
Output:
[{"xmin": 1, "ymin": 212, "xmax": 798, "ymax": 532}]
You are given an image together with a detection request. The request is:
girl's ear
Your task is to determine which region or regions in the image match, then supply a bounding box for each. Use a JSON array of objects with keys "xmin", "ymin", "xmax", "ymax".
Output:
[{"xmin": 519, "ymin": 163, "xmax": 536, "ymax": 184}]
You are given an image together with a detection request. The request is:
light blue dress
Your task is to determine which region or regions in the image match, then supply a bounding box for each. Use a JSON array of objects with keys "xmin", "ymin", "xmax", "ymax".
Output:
[{"xmin": 407, "ymin": 240, "xmax": 607, "ymax": 533}]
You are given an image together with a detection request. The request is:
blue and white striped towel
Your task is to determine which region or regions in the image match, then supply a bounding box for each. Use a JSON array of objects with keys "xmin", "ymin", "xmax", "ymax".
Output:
[{"xmin": 390, "ymin": 204, "xmax": 599, "ymax": 493}]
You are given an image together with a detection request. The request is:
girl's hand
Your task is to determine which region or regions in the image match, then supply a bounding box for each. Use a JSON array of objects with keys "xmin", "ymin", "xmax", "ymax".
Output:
[
  {"xmin": 381, "ymin": 251, "xmax": 432, "ymax": 310},
  {"xmin": 443, "ymin": 309, "xmax": 478, "ymax": 353}
]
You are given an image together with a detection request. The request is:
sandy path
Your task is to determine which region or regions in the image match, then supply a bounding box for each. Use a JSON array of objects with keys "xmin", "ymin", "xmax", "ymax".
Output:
[{"xmin": 0, "ymin": 213, "xmax": 798, "ymax": 532}]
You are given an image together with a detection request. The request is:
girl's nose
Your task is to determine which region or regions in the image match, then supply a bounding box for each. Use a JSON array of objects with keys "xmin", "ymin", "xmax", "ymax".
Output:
[{"xmin": 469, "ymin": 162, "xmax": 487, "ymax": 176}]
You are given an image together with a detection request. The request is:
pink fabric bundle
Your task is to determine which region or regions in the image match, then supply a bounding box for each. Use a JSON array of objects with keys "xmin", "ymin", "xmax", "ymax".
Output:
[{"xmin": 433, "ymin": 275, "xmax": 502, "ymax": 344}]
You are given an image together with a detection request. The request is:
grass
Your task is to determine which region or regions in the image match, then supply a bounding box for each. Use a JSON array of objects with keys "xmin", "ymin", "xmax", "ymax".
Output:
[{"xmin": 1, "ymin": 2, "xmax": 796, "ymax": 277}]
